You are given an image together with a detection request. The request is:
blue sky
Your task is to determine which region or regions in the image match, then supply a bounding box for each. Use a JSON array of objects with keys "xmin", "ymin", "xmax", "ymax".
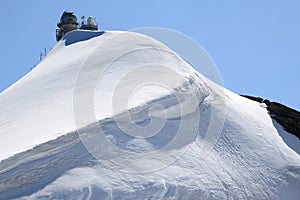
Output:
[{"xmin": 0, "ymin": 0, "xmax": 299, "ymax": 110}]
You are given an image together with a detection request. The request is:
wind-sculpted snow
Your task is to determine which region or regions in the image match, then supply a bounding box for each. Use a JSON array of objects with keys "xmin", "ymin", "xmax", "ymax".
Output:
[
  {"xmin": 0, "ymin": 30, "xmax": 300, "ymax": 199},
  {"xmin": 1, "ymin": 92, "xmax": 300, "ymax": 199}
]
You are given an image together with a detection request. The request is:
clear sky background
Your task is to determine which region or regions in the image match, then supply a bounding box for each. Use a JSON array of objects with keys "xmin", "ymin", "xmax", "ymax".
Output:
[{"xmin": 0, "ymin": 0, "xmax": 299, "ymax": 110}]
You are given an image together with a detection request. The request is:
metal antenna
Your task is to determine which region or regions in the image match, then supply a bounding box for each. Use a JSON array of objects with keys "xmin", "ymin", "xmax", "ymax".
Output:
[{"xmin": 81, "ymin": 16, "xmax": 85, "ymax": 25}]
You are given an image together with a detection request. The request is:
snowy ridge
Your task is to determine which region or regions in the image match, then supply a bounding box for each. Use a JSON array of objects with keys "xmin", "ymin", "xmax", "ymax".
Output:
[{"xmin": 0, "ymin": 30, "xmax": 300, "ymax": 199}]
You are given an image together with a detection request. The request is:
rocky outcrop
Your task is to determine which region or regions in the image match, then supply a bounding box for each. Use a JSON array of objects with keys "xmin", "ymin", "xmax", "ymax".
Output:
[
  {"xmin": 240, "ymin": 95, "xmax": 264, "ymax": 103},
  {"xmin": 241, "ymin": 95, "xmax": 300, "ymax": 140}
]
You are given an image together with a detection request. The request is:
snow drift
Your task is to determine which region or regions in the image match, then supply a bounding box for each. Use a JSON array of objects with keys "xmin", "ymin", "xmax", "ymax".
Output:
[{"xmin": 0, "ymin": 30, "xmax": 299, "ymax": 199}]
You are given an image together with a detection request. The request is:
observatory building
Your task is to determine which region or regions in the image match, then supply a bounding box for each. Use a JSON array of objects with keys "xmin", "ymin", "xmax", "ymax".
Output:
[
  {"xmin": 56, "ymin": 11, "xmax": 99, "ymax": 41},
  {"xmin": 56, "ymin": 11, "xmax": 79, "ymax": 41},
  {"xmin": 80, "ymin": 16, "xmax": 98, "ymax": 31}
]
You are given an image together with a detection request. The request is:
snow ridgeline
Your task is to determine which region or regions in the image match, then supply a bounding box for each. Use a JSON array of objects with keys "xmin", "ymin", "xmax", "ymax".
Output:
[{"xmin": 0, "ymin": 30, "xmax": 299, "ymax": 199}]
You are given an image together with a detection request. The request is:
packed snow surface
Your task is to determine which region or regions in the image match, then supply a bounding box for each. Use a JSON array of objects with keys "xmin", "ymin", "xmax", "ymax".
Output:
[{"xmin": 0, "ymin": 30, "xmax": 299, "ymax": 199}]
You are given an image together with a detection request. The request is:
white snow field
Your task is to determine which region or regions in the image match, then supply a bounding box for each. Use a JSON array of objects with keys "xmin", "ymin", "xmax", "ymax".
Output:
[{"xmin": 0, "ymin": 30, "xmax": 299, "ymax": 199}]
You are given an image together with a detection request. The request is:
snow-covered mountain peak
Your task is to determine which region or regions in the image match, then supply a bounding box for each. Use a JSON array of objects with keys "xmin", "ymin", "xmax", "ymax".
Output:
[{"xmin": 0, "ymin": 30, "xmax": 299, "ymax": 199}]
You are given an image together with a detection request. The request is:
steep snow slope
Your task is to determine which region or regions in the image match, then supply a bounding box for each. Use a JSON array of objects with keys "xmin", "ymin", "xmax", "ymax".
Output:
[
  {"xmin": 0, "ymin": 30, "xmax": 300, "ymax": 199},
  {"xmin": 273, "ymin": 120, "xmax": 300, "ymax": 155}
]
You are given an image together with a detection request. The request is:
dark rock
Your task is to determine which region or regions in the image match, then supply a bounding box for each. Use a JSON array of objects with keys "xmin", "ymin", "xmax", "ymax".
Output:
[
  {"xmin": 263, "ymin": 99, "xmax": 270, "ymax": 106},
  {"xmin": 267, "ymin": 101, "xmax": 300, "ymax": 140},
  {"xmin": 241, "ymin": 94, "xmax": 300, "ymax": 140},
  {"xmin": 241, "ymin": 95, "xmax": 264, "ymax": 103}
]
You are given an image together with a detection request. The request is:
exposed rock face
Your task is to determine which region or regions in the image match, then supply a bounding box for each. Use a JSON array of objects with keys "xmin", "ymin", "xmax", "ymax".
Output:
[
  {"xmin": 240, "ymin": 95, "xmax": 264, "ymax": 103},
  {"xmin": 241, "ymin": 95, "xmax": 300, "ymax": 140}
]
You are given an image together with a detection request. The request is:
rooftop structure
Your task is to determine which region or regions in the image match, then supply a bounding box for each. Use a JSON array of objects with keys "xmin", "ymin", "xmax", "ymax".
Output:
[{"xmin": 56, "ymin": 11, "xmax": 99, "ymax": 41}]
